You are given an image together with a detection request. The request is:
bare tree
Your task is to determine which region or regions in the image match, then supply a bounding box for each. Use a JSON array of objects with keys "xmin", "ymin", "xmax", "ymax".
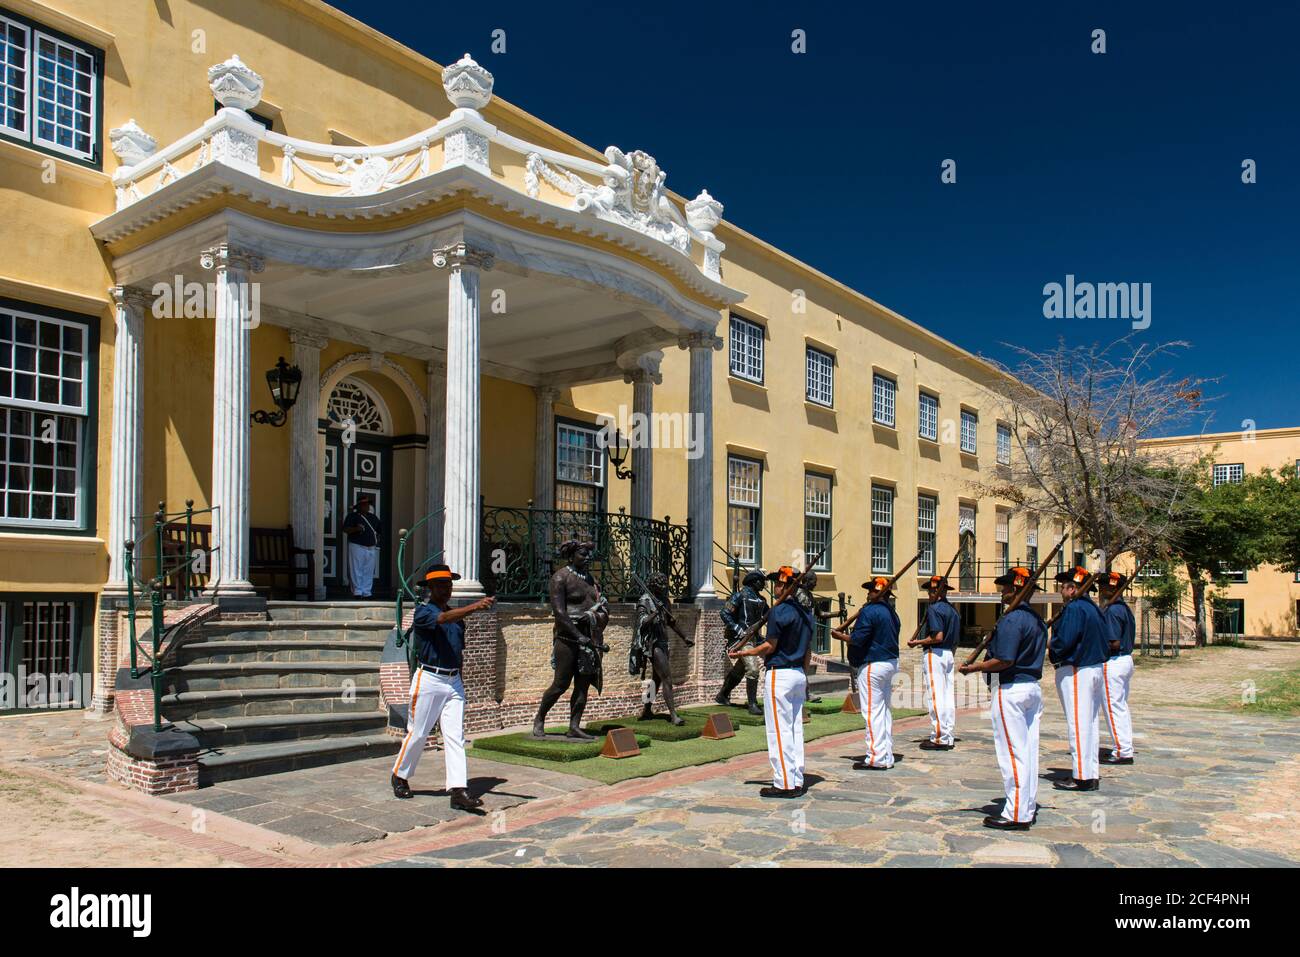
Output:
[{"xmin": 977, "ymin": 337, "xmax": 1213, "ymax": 571}]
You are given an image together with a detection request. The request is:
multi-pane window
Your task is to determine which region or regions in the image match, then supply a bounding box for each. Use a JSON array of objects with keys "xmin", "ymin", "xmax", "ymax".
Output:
[
  {"xmin": 872, "ymin": 373, "xmax": 896, "ymax": 427},
  {"xmin": 871, "ymin": 485, "xmax": 893, "ymax": 574},
  {"xmin": 918, "ymin": 392, "xmax": 938, "ymax": 441},
  {"xmin": 805, "ymin": 347, "xmax": 833, "ymax": 406},
  {"xmin": 555, "ymin": 423, "xmax": 604, "ymax": 512},
  {"xmin": 996, "ymin": 423, "xmax": 1012, "ymax": 465},
  {"xmin": 729, "ymin": 315, "xmax": 763, "ymax": 384},
  {"xmin": 727, "ymin": 455, "xmax": 761, "ymax": 565},
  {"xmin": 960, "ymin": 410, "xmax": 978, "ymax": 454},
  {"xmin": 917, "ymin": 494, "xmax": 937, "ymax": 576},
  {"xmin": 0, "ymin": 306, "xmax": 90, "ymax": 528},
  {"xmin": 1217, "ymin": 561, "xmax": 1247, "ymax": 584},
  {"xmin": 804, "ymin": 472, "xmax": 831, "ymax": 570},
  {"xmin": 995, "ymin": 511, "xmax": 1010, "ymax": 573},
  {"xmin": 1026, "ymin": 435, "xmax": 1042, "ymax": 469},
  {"xmin": 0, "ymin": 11, "xmax": 101, "ymax": 163},
  {"xmin": 1212, "ymin": 463, "xmax": 1244, "ymax": 486},
  {"xmin": 1026, "ymin": 519, "xmax": 1038, "ymax": 570}
]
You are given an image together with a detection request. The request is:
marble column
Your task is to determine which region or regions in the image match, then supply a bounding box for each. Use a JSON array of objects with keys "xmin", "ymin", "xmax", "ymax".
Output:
[
  {"xmin": 532, "ymin": 385, "xmax": 559, "ymax": 511},
  {"xmin": 104, "ymin": 285, "xmax": 150, "ymax": 593},
  {"xmin": 289, "ymin": 331, "xmax": 327, "ymax": 599},
  {"xmin": 680, "ymin": 332, "xmax": 722, "ymax": 600},
  {"xmin": 203, "ymin": 243, "xmax": 263, "ymax": 597},
  {"xmin": 426, "ymin": 361, "xmax": 447, "ymax": 558},
  {"xmin": 433, "ymin": 242, "xmax": 493, "ymax": 598},
  {"xmin": 625, "ymin": 352, "xmax": 662, "ymax": 520}
]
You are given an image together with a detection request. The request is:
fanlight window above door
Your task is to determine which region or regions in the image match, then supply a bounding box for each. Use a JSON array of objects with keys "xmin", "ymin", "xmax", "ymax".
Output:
[{"xmin": 326, "ymin": 378, "xmax": 389, "ymax": 434}]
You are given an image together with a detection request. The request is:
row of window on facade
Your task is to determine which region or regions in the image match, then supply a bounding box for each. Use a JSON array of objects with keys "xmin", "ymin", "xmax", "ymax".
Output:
[{"xmin": 729, "ymin": 315, "xmax": 1016, "ymax": 462}]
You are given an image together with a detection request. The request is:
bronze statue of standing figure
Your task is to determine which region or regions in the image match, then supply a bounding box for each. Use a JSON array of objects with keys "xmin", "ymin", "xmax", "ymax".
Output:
[
  {"xmin": 531, "ymin": 540, "xmax": 610, "ymax": 740},
  {"xmin": 631, "ymin": 571, "xmax": 693, "ymax": 726}
]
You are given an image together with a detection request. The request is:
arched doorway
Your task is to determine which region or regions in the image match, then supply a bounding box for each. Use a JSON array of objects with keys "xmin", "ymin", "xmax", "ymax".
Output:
[{"xmin": 322, "ymin": 376, "xmax": 393, "ymax": 597}]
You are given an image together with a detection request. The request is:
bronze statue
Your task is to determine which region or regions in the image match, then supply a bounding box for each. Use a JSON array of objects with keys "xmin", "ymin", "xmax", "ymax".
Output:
[
  {"xmin": 631, "ymin": 571, "xmax": 692, "ymax": 726},
  {"xmin": 531, "ymin": 540, "xmax": 610, "ymax": 740}
]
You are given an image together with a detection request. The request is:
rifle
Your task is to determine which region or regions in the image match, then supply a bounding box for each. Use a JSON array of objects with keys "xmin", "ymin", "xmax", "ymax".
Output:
[
  {"xmin": 961, "ymin": 528, "xmax": 1072, "ymax": 667},
  {"xmin": 629, "ymin": 569, "xmax": 693, "ymax": 646},
  {"xmin": 828, "ymin": 547, "xmax": 925, "ymax": 644},
  {"xmin": 906, "ymin": 532, "xmax": 974, "ymax": 648},
  {"xmin": 1045, "ymin": 556, "xmax": 1148, "ymax": 629},
  {"xmin": 724, "ymin": 531, "xmax": 841, "ymax": 656}
]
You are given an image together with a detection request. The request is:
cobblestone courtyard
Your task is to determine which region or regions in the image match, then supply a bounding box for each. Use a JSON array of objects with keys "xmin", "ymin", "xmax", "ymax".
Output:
[{"xmin": 2, "ymin": 641, "xmax": 1297, "ymax": 867}]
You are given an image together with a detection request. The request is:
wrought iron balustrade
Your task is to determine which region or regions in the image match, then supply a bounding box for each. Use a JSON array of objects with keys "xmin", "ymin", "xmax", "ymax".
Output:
[{"xmin": 481, "ymin": 504, "xmax": 690, "ymax": 602}]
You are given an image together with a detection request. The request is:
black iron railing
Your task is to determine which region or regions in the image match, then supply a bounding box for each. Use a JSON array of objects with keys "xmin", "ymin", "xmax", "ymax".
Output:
[{"xmin": 480, "ymin": 504, "xmax": 690, "ymax": 601}]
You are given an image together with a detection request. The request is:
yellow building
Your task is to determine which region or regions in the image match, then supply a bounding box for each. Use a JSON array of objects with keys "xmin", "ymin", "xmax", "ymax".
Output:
[
  {"xmin": 1136, "ymin": 427, "xmax": 1300, "ymax": 639},
  {"xmin": 0, "ymin": 0, "xmax": 1048, "ymax": 742}
]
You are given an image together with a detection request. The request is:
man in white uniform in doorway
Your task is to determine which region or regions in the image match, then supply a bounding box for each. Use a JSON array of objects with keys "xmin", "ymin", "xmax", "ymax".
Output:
[{"xmin": 341, "ymin": 493, "xmax": 380, "ymax": 597}]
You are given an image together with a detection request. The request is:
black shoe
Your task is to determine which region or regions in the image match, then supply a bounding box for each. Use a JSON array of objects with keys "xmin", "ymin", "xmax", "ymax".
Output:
[
  {"xmin": 530, "ymin": 720, "xmax": 547, "ymax": 739},
  {"xmin": 566, "ymin": 726, "xmax": 595, "ymax": 741},
  {"xmin": 983, "ymin": 815, "xmax": 1031, "ymax": 831},
  {"xmin": 449, "ymin": 787, "xmax": 483, "ymax": 811},
  {"xmin": 807, "ymin": 695, "xmax": 823, "ymax": 704},
  {"xmin": 1053, "ymin": 778, "xmax": 1100, "ymax": 792},
  {"xmin": 669, "ymin": 714, "xmax": 685, "ymax": 727},
  {"xmin": 759, "ymin": 786, "xmax": 801, "ymax": 799},
  {"xmin": 746, "ymin": 702, "xmax": 763, "ymax": 716},
  {"xmin": 639, "ymin": 705, "xmax": 655, "ymax": 721},
  {"xmin": 391, "ymin": 774, "xmax": 412, "ymax": 800},
  {"xmin": 919, "ymin": 741, "xmax": 952, "ymax": 751},
  {"xmin": 714, "ymin": 692, "xmax": 732, "ymax": 706},
  {"xmin": 1102, "ymin": 755, "xmax": 1134, "ymax": 765},
  {"xmin": 852, "ymin": 760, "xmax": 892, "ymax": 771}
]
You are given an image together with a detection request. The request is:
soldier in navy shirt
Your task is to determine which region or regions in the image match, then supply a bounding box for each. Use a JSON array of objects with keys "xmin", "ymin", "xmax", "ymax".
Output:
[
  {"xmin": 1098, "ymin": 571, "xmax": 1137, "ymax": 765},
  {"xmin": 391, "ymin": 564, "xmax": 495, "ymax": 810},
  {"xmin": 833, "ymin": 576, "xmax": 901, "ymax": 770},
  {"xmin": 1048, "ymin": 567, "xmax": 1108, "ymax": 792},
  {"xmin": 729, "ymin": 566, "xmax": 812, "ymax": 798},
  {"xmin": 959, "ymin": 567, "xmax": 1047, "ymax": 830},
  {"xmin": 341, "ymin": 494, "xmax": 381, "ymax": 597},
  {"xmin": 908, "ymin": 574, "xmax": 963, "ymax": 750}
]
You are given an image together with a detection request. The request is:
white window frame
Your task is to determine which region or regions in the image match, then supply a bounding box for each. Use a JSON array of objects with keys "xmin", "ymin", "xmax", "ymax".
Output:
[
  {"xmin": 960, "ymin": 410, "xmax": 978, "ymax": 455},
  {"xmin": 872, "ymin": 373, "xmax": 896, "ymax": 427},
  {"xmin": 805, "ymin": 347, "xmax": 834, "ymax": 407},
  {"xmin": 1212, "ymin": 463, "xmax": 1244, "ymax": 486},
  {"xmin": 918, "ymin": 392, "xmax": 938, "ymax": 442},
  {"xmin": 871, "ymin": 484, "xmax": 893, "ymax": 575},
  {"xmin": 728, "ymin": 315, "xmax": 764, "ymax": 384},
  {"xmin": 0, "ymin": 13, "xmax": 30, "ymax": 141},
  {"xmin": 554, "ymin": 421, "xmax": 605, "ymax": 512},
  {"xmin": 727, "ymin": 454, "xmax": 762, "ymax": 566},
  {"xmin": 803, "ymin": 472, "xmax": 832, "ymax": 570},
  {"xmin": 996, "ymin": 423, "xmax": 1012, "ymax": 465},
  {"xmin": 0, "ymin": 12, "xmax": 101, "ymax": 165},
  {"xmin": 917, "ymin": 494, "xmax": 937, "ymax": 576},
  {"xmin": 30, "ymin": 29, "xmax": 98, "ymax": 161},
  {"xmin": 0, "ymin": 307, "xmax": 89, "ymax": 416}
]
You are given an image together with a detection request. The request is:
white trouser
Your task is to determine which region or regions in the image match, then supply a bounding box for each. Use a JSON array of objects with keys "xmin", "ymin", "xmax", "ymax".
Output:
[
  {"xmin": 763, "ymin": 667, "xmax": 807, "ymax": 790},
  {"xmin": 348, "ymin": 543, "xmax": 378, "ymax": 597},
  {"xmin": 1055, "ymin": 663, "xmax": 1102, "ymax": 781},
  {"xmin": 1102, "ymin": 654, "xmax": 1135, "ymax": 759},
  {"xmin": 855, "ymin": 659, "xmax": 898, "ymax": 768},
  {"xmin": 991, "ymin": 676, "xmax": 1041, "ymax": 823},
  {"xmin": 923, "ymin": 648, "xmax": 956, "ymax": 746},
  {"xmin": 392, "ymin": 668, "xmax": 466, "ymax": 789}
]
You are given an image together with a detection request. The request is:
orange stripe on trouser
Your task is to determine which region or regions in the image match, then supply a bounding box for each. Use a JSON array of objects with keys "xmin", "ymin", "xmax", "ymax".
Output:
[
  {"xmin": 927, "ymin": 651, "xmax": 939, "ymax": 742},
  {"xmin": 865, "ymin": 663, "xmax": 876, "ymax": 765},
  {"xmin": 771, "ymin": 668, "xmax": 788, "ymax": 789},
  {"xmin": 997, "ymin": 684, "xmax": 1020, "ymax": 822},
  {"xmin": 1072, "ymin": 671, "xmax": 1083, "ymax": 779},
  {"xmin": 392, "ymin": 669, "xmax": 423, "ymax": 775},
  {"xmin": 1103, "ymin": 661, "xmax": 1118, "ymax": 742}
]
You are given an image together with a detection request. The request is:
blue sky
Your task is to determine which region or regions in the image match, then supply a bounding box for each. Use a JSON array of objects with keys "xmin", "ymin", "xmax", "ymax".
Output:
[{"xmin": 331, "ymin": 0, "xmax": 1297, "ymax": 434}]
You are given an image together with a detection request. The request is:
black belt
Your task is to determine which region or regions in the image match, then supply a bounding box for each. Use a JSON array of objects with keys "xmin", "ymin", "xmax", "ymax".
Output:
[{"xmin": 419, "ymin": 663, "xmax": 460, "ymax": 677}]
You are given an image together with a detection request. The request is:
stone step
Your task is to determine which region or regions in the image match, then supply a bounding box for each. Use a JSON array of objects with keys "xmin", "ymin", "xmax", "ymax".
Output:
[
  {"xmin": 201, "ymin": 620, "xmax": 393, "ymax": 641},
  {"xmin": 195, "ymin": 732, "xmax": 401, "ymax": 785},
  {"xmin": 173, "ymin": 638, "xmax": 385, "ymax": 666},
  {"xmin": 265, "ymin": 601, "xmax": 394, "ymax": 623},
  {"xmin": 165, "ymin": 661, "xmax": 381, "ymax": 693},
  {"xmin": 174, "ymin": 711, "xmax": 388, "ymax": 748},
  {"xmin": 161, "ymin": 685, "xmax": 383, "ymax": 721},
  {"xmin": 808, "ymin": 671, "xmax": 851, "ymax": 695}
]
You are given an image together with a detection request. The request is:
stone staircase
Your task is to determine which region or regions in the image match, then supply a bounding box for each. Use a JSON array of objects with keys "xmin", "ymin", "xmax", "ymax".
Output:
[{"xmin": 160, "ymin": 602, "xmax": 402, "ymax": 784}]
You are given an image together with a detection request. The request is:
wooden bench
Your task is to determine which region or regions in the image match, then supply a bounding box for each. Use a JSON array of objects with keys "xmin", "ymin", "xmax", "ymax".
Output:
[{"xmin": 162, "ymin": 523, "xmax": 315, "ymax": 600}]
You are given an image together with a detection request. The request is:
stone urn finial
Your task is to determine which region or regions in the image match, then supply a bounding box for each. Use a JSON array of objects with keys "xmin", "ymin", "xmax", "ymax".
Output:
[
  {"xmin": 442, "ymin": 53, "xmax": 494, "ymax": 111},
  {"xmin": 685, "ymin": 189, "xmax": 723, "ymax": 233},
  {"xmin": 109, "ymin": 119, "xmax": 157, "ymax": 167},
  {"xmin": 209, "ymin": 54, "xmax": 264, "ymax": 111}
]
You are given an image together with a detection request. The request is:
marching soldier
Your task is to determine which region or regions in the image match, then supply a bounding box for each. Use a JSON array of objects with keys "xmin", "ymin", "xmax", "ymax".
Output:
[
  {"xmin": 1049, "ymin": 566, "xmax": 1109, "ymax": 792},
  {"xmin": 716, "ymin": 569, "xmax": 769, "ymax": 715},
  {"xmin": 832, "ymin": 576, "xmax": 900, "ymax": 770},
  {"xmin": 1098, "ymin": 572, "xmax": 1137, "ymax": 765},
  {"xmin": 908, "ymin": 574, "xmax": 962, "ymax": 750},
  {"xmin": 958, "ymin": 567, "xmax": 1048, "ymax": 830},
  {"xmin": 729, "ymin": 565, "xmax": 812, "ymax": 798},
  {"xmin": 391, "ymin": 564, "xmax": 495, "ymax": 811},
  {"xmin": 795, "ymin": 570, "xmax": 837, "ymax": 703},
  {"xmin": 631, "ymin": 571, "xmax": 692, "ymax": 726}
]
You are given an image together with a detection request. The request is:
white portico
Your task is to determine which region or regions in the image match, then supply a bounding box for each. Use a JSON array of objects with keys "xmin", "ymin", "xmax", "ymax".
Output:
[{"xmin": 93, "ymin": 54, "xmax": 743, "ymax": 602}]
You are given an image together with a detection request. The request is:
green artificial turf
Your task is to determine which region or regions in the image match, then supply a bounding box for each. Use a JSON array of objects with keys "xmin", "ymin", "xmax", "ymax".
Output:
[
  {"xmin": 472, "ymin": 729, "xmax": 652, "ymax": 762},
  {"xmin": 470, "ymin": 705, "xmax": 924, "ymax": 784},
  {"xmin": 679, "ymin": 704, "xmax": 767, "ymax": 726},
  {"xmin": 585, "ymin": 712, "xmax": 707, "ymax": 741}
]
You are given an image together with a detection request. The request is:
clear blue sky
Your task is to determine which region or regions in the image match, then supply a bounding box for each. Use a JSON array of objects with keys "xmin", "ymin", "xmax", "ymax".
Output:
[{"xmin": 330, "ymin": 0, "xmax": 1297, "ymax": 434}]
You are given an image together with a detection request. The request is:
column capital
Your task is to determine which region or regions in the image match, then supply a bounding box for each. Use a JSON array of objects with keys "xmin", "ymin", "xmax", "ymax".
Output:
[
  {"xmin": 289, "ymin": 330, "xmax": 329, "ymax": 351},
  {"xmin": 109, "ymin": 284, "xmax": 153, "ymax": 312},
  {"xmin": 534, "ymin": 384, "xmax": 561, "ymax": 403},
  {"xmin": 200, "ymin": 242, "xmax": 265, "ymax": 274},
  {"xmin": 677, "ymin": 331, "xmax": 723, "ymax": 352},
  {"xmin": 621, "ymin": 351, "xmax": 663, "ymax": 385},
  {"xmin": 432, "ymin": 242, "xmax": 494, "ymax": 272}
]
